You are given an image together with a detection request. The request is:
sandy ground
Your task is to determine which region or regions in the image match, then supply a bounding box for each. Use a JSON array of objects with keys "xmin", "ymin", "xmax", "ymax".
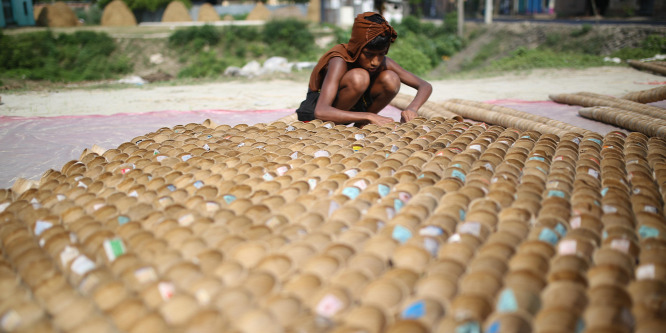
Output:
[{"xmin": 2, "ymin": 66, "xmax": 664, "ymax": 117}]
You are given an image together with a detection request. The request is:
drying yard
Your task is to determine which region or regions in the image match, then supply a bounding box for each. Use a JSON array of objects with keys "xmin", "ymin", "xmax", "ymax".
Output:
[{"xmin": 1, "ymin": 62, "xmax": 666, "ymax": 333}]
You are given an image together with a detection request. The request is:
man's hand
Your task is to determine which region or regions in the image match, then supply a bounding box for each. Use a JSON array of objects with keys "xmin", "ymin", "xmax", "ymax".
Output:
[
  {"xmin": 400, "ymin": 109, "xmax": 418, "ymax": 123},
  {"xmin": 367, "ymin": 113, "xmax": 395, "ymax": 126}
]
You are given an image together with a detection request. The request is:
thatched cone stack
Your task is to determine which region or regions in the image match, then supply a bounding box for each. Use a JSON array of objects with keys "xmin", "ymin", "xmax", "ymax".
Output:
[
  {"xmin": 33, "ymin": 5, "xmax": 44, "ymax": 22},
  {"xmin": 306, "ymin": 0, "xmax": 321, "ymax": 22},
  {"xmin": 622, "ymin": 85, "xmax": 666, "ymax": 104},
  {"xmin": 197, "ymin": 3, "xmax": 219, "ymax": 22},
  {"xmin": 162, "ymin": 1, "xmax": 192, "ymax": 22},
  {"xmin": 628, "ymin": 60, "xmax": 666, "ymax": 76},
  {"xmin": 246, "ymin": 2, "xmax": 271, "ymax": 20},
  {"xmin": 36, "ymin": 2, "xmax": 79, "ymax": 27},
  {"xmin": 101, "ymin": 0, "xmax": 137, "ymax": 26},
  {"xmin": 271, "ymin": 6, "xmax": 304, "ymax": 20}
]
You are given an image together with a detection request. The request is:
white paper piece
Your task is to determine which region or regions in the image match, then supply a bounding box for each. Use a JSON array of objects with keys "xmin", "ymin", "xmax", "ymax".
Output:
[{"xmin": 71, "ymin": 255, "xmax": 96, "ymax": 276}]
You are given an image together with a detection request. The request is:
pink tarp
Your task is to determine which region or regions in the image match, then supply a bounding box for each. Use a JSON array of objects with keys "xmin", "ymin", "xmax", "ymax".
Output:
[
  {"xmin": 0, "ymin": 106, "xmax": 404, "ymax": 189},
  {"xmin": 2, "ymin": 100, "xmax": 663, "ymax": 190}
]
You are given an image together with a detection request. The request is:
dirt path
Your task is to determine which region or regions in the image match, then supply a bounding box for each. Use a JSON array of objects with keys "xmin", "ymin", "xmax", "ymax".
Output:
[{"xmin": 2, "ymin": 66, "xmax": 663, "ymax": 118}]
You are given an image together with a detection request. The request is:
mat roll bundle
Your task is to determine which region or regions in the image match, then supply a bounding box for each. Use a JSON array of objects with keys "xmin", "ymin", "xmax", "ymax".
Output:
[
  {"xmin": 622, "ymin": 85, "xmax": 666, "ymax": 104},
  {"xmin": 627, "ymin": 60, "xmax": 666, "ymax": 76},
  {"xmin": 550, "ymin": 92, "xmax": 666, "ymax": 120},
  {"xmin": 390, "ymin": 94, "xmax": 463, "ymax": 122},
  {"xmin": 443, "ymin": 99, "xmax": 591, "ymax": 135},
  {"xmin": 391, "ymin": 95, "xmax": 590, "ymax": 137},
  {"xmin": 579, "ymin": 106, "xmax": 666, "ymax": 138},
  {"xmin": 550, "ymin": 91, "xmax": 666, "ymax": 139},
  {"xmin": 1, "ymin": 113, "xmax": 666, "ymax": 332}
]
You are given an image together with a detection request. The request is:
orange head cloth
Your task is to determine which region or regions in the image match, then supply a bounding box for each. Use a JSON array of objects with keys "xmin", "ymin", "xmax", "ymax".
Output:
[{"xmin": 307, "ymin": 12, "xmax": 398, "ymax": 92}]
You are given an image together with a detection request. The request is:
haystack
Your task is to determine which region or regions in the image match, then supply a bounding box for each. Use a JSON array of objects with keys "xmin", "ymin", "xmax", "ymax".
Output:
[
  {"xmin": 197, "ymin": 3, "xmax": 219, "ymax": 22},
  {"xmin": 33, "ymin": 5, "xmax": 44, "ymax": 22},
  {"xmin": 162, "ymin": 1, "xmax": 192, "ymax": 22},
  {"xmin": 101, "ymin": 0, "xmax": 137, "ymax": 26},
  {"xmin": 306, "ymin": 0, "xmax": 320, "ymax": 22},
  {"xmin": 271, "ymin": 5, "xmax": 304, "ymax": 20},
  {"xmin": 246, "ymin": 2, "xmax": 270, "ymax": 20},
  {"xmin": 36, "ymin": 2, "xmax": 78, "ymax": 27}
]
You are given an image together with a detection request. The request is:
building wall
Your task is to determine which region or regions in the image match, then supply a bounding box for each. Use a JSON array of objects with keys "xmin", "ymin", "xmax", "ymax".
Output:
[
  {"xmin": 11, "ymin": 0, "xmax": 35, "ymax": 26},
  {"xmin": 654, "ymin": 0, "xmax": 665, "ymax": 18},
  {"xmin": 554, "ymin": 0, "xmax": 587, "ymax": 16}
]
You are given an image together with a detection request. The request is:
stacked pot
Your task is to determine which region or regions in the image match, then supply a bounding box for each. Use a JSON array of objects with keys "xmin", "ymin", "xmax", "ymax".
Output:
[{"xmin": 0, "ymin": 115, "xmax": 665, "ymax": 332}]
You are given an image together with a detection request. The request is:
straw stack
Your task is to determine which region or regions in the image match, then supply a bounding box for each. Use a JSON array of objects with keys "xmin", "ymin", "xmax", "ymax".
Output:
[
  {"xmin": 445, "ymin": 99, "xmax": 591, "ymax": 135},
  {"xmin": 622, "ymin": 85, "xmax": 666, "ymax": 104},
  {"xmin": 391, "ymin": 96, "xmax": 589, "ymax": 137},
  {"xmin": 550, "ymin": 91, "xmax": 666, "ymax": 138},
  {"xmin": 579, "ymin": 106, "xmax": 666, "ymax": 138},
  {"xmin": 390, "ymin": 94, "xmax": 463, "ymax": 121},
  {"xmin": 2, "ymin": 110, "xmax": 666, "ymax": 332},
  {"xmin": 627, "ymin": 59, "xmax": 666, "ymax": 76},
  {"xmin": 550, "ymin": 92, "xmax": 666, "ymax": 121},
  {"xmin": 438, "ymin": 100, "xmax": 571, "ymax": 137}
]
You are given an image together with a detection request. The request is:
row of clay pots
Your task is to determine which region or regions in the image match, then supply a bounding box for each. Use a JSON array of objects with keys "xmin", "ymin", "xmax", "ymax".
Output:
[{"xmin": 4, "ymin": 113, "xmax": 666, "ymax": 332}]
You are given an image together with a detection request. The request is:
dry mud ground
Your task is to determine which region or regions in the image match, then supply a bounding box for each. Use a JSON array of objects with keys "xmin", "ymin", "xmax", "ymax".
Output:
[{"xmin": 1, "ymin": 66, "xmax": 664, "ymax": 117}]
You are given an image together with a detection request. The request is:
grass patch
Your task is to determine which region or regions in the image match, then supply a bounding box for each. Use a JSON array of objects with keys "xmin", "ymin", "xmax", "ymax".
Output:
[
  {"xmin": 460, "ymin": 38, "xmax": 502, "ymax": 72},
  {"xmin": 487, "ymin": 47, "xmax": 607, "ymax": 72},
  {"xmin": 0, "ymin": 30, "xmax": 132, "ymax": 82},
  {"xmin": 611, "ymin": 34, "xmax": 666, "ymax": 60},
  {"xmin": 169, "ymin": 21, "xmax": 316, "ymax": 78}
]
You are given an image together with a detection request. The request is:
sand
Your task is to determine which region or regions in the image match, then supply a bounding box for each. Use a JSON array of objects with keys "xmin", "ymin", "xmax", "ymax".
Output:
[{"xmin": 1, "ymin": 66, "xmax": 663, "ymax": 118}]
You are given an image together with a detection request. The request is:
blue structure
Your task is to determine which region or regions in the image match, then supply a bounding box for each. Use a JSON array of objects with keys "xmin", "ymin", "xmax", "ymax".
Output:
[{"xmin": 1, "ymin": 0, "xmax": 36, "ymax": 28}]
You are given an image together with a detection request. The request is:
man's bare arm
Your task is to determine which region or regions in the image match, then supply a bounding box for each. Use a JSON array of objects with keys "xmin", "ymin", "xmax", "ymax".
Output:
[
  {"xmin": 314, "ymin": 57, "xmax": 394, "ymax": 125},
  {"xmin": 386, "ymin": 57, "xmax": 433, "ymax": 121}
]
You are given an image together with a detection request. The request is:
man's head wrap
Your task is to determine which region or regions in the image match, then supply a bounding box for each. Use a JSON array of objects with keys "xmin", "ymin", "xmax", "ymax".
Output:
[{"xmin": 307, "ymin": 12, "xmax": 397, "ymax": 92}]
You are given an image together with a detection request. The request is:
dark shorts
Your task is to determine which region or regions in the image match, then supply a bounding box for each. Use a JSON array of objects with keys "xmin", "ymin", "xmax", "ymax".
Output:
[{"xmin": 295, "ymin": 89, "xmax": 374, "ymax": 122}]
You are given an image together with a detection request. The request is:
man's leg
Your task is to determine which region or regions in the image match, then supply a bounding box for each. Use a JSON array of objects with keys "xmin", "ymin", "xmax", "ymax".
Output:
[
  {"xmin": 332, "ymin": 68, "xmax": 371, "ymax": 111},
  {"xmin": 365, "ymin": 70, "xmax": 401, "ymax": 115}
]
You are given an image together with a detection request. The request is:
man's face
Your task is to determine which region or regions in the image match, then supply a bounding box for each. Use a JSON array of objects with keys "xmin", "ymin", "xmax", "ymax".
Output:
[{"xmin": 358, "ymin": 47, "xmax": 388, "ymax": 73}]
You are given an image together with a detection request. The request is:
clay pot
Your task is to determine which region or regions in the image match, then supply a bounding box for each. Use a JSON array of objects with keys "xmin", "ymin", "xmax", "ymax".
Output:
[{"xmin": 483, "ymin": 311, "xmax": 532, "ymax": 333}]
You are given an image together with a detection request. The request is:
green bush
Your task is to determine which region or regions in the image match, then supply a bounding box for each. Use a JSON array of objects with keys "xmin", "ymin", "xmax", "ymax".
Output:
[
  {"xmin": 262, "ymin": 19, "xmax": 316, "ymax": 60},
  {"xmin": 570, "ymin": 24, "xmax": 593, "ymax": 37},
  {"xmin": 389, "ymin": 39, "xmax": 431, "ymax": 76},
  {"xmin": 221, "ymin": 25, "xmax": 260, "ymax": 45},
  {"xmin": 611, "ymin": 34, "xmax": 666, "ymax": 60},
  {"xmin": 177, "ymin": 51, "xmax": 231, "ymax": 78},
  {"xmin": 169, "ymin": 25, "xmax": 221, "ymax": 50},
  {"xmin": 74, "ymin": 5, "xmax": 103, "ymax": 25},
  {"xmin": 0, "ymin": 30, "xmax": 132, "ymax": 82},
  {"xmin": 393, "ymin": 16, "xmax": 464, "ymax": 71},
  {"xmin": 330, "ymin": 23, "xmax": 350, "ymax": 45}
]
